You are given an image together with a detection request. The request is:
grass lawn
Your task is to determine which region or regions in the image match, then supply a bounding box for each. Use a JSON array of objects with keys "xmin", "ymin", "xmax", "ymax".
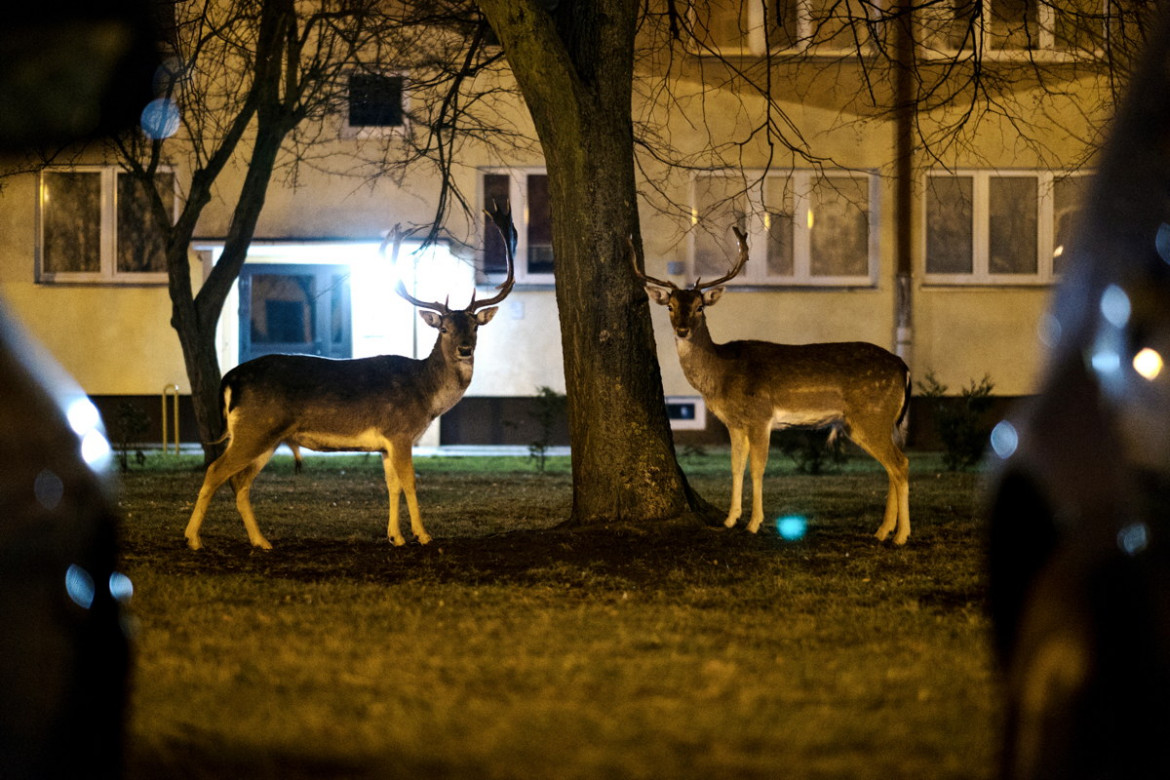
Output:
[{"xmin": 115, "ymin": 449, "xmax": 1000, "ymax": 779}]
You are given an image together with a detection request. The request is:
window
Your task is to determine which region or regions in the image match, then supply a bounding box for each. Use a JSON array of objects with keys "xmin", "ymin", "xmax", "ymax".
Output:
[
  {"xmin": 666, "ymin": 396, "xmax": 708, "ymax": 431},
  {"xmin": 38, "ymin": 167, "xmax": 175, "ymax": 283},
  {"xmin": 918, "ymin": 0, "xmax": 1108, "ymax": 58},
  {"xmin": 343, "ymin": 73, "xmax": 406, "ymax": 138},
  {"xmin": 924, "ymin": 169, "xmax": 1090, "ymax": 284},
  {"xmin": 695, "ymin": 0, "xmax": 1108, "ymax": 58},
  {"xmin": 692, "ymin": 169, "xmax": 878, "ymax": 286},
  {"xmin": 692, "ymin": 0, "xmax": 880, "ymax": 55},
  {"xmin": 481, "ymin": 169, "xmax": 554, "ymax": 284}
]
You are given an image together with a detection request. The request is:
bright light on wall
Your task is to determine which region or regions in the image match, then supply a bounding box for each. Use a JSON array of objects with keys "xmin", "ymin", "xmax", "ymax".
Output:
[{"xmin": 349, "ymin": 240, "xmax": 465, "ymax": 359}]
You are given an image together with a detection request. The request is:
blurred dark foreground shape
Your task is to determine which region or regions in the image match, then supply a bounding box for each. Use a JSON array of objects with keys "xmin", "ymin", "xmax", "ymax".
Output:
[
  {"xmin": 986, "ymin": 4, "xmax": 1170, "ymax": 779},
  {"xmin": 0, "ymin": 1, "xmax": 157, "ymax": 777}
]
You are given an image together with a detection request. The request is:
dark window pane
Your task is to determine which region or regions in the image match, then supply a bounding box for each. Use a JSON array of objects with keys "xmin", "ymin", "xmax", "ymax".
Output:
[
  {"xmin": 769, "ymin": 0, "xmax": 799, "ymax": 48},
  {"xmin": 948, "ymin": 0, "xmax": 978, "ymax": 49},
  {"xmin": 116, "ymin": 172, "xmax": 173, "ymax": 273},
  {"xmin": 989, "ymin": 176, "xmax": 1038, "ymax": 274},
  {"xmin": 1053, "ymin": 176, "xmax": 1088, "ymax": 276},
  {"xmin": 807, "ymin": 0, "xmax": 873, "ymax": 49},
  {"xmin": 331, "ymin": 274, "xmax": 347, "ymax": 345},
  {"xmin": 526, "ymin": 174, "xmax": 554, "ymax": 275},
  {"xmin": 809, "ymin": 175, "xmax": 869, "ymax": 276},
  {"xmin": 695, "ymin": 0, "xmax": 751, "ymax": 49},
  {"xmin": 991, "ymin": 0, "xmax": 1039, "ymax": 50},
  {"xmin": 693, "ymin": 174, "xmax": 747, "ymax": 280},
  {"xmin": 926, "ymin": 176, "xmax": 974, "ymax": 274},
  {"xmin": 764, "ymin": 177, "xmax": 794, "ymax": 276},
  {"xmin": 42, "ymin": 171, "xmax": 101, "ymax": 273},
  {"xmin": 348, "ymin": 74, "xmax": 404, "ymax": 127},
  {"xmin": 250, "ymin": 274, "xmax": 315, "ymax": 344},
  {"xmin": 483, "ymin": 174, "xmax": 511, "ymax": 275}
]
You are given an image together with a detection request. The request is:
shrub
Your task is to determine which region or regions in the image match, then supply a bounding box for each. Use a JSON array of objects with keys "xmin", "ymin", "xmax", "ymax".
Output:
[
  {"xmin": 529, "ymin": 385, "xmax": 567, "ymax": 474},
  {"xmin": 111, "ymin": 400, "xmax": 150, "ymax": 473},
  {"xmin": 777, "ymin": 428, "xmax": 847, "ymax": 475},
  {"xmin": 916, "ymin": 370, "xmax": 995, "ymax": 471}
]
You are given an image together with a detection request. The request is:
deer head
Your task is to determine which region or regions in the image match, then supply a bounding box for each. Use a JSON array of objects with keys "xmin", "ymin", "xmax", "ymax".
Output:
[
  {"xmin": 631, "ymin": 227, "xmax": 749, "ymax": 340},
  {"xmin": 383, "ymin": 204, "xmax": 517, "ymax": 363}
]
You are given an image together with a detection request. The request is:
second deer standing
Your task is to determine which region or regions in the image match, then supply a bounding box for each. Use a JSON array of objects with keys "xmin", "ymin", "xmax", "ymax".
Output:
[{"xmin": 633, "ymin": 228, "xmax": 912, "ymax": 545}]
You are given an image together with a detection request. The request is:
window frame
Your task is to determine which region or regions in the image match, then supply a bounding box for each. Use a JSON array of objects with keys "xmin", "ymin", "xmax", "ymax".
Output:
[
  {"xmin": 37, "ymin": 165, "xmax": 177, "ymax": 285},
  {"xmin": 692, "ymin": 0, "xmax": 1108, "ymax": 60},
  {"xmin": 479, "ymin": 167, "xmax": 555, "ymax": 286},
  {"xmin": 341, "ymin": 70, "xmax": 409, "ymax": 139},
  {"xmin": 690, "ymin": 0, "xmax": 885, "ymax": 57},
  {"xmin": 916, "ymin": 0, "xmax": 1108, "ymax": 61},
  {"xmin": 690, "ymin": 168, "xmax": 880, "ymax": 288},
  {"xmin": 922, "ymin": 168, "xmax": 1091, "ymax": 286}
]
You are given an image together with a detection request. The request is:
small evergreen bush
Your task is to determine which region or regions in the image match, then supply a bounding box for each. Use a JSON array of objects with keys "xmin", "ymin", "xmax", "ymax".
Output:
[{"xmin": 916, "ymin": 371, "xmax": 996, "ymax": 470}]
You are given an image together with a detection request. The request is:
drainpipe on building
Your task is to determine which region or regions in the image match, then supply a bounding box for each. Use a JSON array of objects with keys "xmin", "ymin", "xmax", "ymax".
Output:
[{"xmin": 893, "ymin": 1, "xmax": 916, "ymax": 369}]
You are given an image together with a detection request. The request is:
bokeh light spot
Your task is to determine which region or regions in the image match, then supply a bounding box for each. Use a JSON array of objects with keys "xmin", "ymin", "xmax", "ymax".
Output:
[
  {"xmin": 1133, "ymin": 347, "xmax": 1164, "ymax": 381},
  {"xmin": 109, "ymin": 572, "xmax": 134, "ymax": 603},
  {"xmin": 1156, "ymin": 223, "xmax": 1170, "ymax": 264},
  {"xmin": 66, "ymin": 397, "xmax": 101, "ymax": 437},
  {"xmin": 1100, "ymin": 284, "xmax": 1131, "ymax": 329},
  {"xmin": 34, "ymin": 469, "xmax": 64, "ymax": 510},
  {"xmin": 1091, "ymin": 348, "xmax": 1122, "ymax": 376},
  {"xmin": 1118, "ymin": 523, "xmax": 1149, "ymax": 556},
  {"xmin": 65, "ymin": 564, "xmax": 95, "ymax": 609},
  {"xmin": 140, "ymin": 97, "xmax": 181, "ymax": 139},
  {"xmin": 989, "ymin": 420, "xmax": 1019, "ymax": 460},
  {"xmin": 80, "ymin": 428, "xmax": 112, "ymax": 467},
  {"xmin": 776, "ymin": 515, "xmax": 808, "ymax": 541}
]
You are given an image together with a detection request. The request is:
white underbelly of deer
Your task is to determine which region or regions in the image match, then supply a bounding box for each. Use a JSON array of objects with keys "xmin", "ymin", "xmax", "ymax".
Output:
[
  {"xmin": 770, "ymin": 407, "xmax": 841, "ymax": 429},
  {"xmin": 292, "ymin": 428, "xmax": 390, "ymax": 453}
]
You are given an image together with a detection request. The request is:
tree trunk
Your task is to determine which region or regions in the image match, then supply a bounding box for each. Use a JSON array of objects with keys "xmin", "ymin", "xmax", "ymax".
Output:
[
  {"xmin": 163, "ymin": 0, "xmax": 298, "ymax": 463},
  {"xmin": 478, "ymin": 0, "xmax": 714, "ymax": 525}
]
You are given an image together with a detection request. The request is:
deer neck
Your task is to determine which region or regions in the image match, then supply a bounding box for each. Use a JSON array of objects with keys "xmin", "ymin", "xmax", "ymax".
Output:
[
  {"xmin": 421, "ymin": 338, "xmax": 474, "ymax": 412},
  {"xmin": 675, "ymin": 319, "xmax": 720, "ymax": 393}
]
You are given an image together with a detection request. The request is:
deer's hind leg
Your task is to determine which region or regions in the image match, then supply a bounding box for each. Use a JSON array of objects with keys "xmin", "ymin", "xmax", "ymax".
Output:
[
  {"xmin": 848, "ymin": 425, "xmax": 910, "ymax": 545},
  {"xmin": 229, "ymin": 448, "xmax": 276, "ymax": 550},
  {"xmin": 185, "ymin": 438, "xmax": 276, "ymax": 550},
  {"xmin": 745, "ymin": 424, "xmax": 772, "ymax": 534}
]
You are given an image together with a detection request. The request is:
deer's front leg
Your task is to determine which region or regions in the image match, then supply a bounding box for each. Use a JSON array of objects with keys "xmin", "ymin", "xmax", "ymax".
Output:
[
  {"xmin": 725, "ymin": 428, "xmax": 750, "ymax": 528},
  {"xmin": 385, "ymin": 442, "xmax": 432, "ymax": 545},
  {"xmin": 381, "ymin": 451, "xmax": 406, "ymax": 546}
]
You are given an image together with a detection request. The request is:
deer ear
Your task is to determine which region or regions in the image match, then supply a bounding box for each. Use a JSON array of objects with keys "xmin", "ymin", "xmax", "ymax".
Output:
[
  {"xmin": 646, "ymin": 287, "xmax": 672, "ymax": 305},
  {"xmin": 420, "ymin": 311, "xmax": 443, "ymax": 329},
  {"xmin": 702, "ymin": 288, "xmax": 724, "ymax": 306},
  {"xmin": 475, "ymin": 307, "xmax": 498, "ymax": 325}
]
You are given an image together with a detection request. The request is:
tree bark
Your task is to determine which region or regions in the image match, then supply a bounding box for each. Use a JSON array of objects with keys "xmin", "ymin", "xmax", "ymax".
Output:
[{"xmin": 477, "ymin": 0, "xmax": 714, "ymax": 525}]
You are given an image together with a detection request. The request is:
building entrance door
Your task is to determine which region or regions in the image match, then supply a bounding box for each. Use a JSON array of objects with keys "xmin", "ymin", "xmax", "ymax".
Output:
[{"xmin": 238, "ymin": 264, "xmax": 351, "ymax": 363}]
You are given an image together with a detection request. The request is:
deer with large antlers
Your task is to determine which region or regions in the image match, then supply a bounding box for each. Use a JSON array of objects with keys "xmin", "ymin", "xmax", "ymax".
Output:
[
  {"xmin": 633, "ymin": 228, "xmax": 912, "ymax": 544},
  {"xmin": 183, "ymin": 206, "xmax": 516, "ymax": 551}
]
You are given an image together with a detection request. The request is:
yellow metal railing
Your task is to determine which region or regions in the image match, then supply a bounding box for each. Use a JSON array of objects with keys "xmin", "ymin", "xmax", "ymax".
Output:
[{"xmin": 162, "ymin": 384, "xmax": 180, "ymax": 454}]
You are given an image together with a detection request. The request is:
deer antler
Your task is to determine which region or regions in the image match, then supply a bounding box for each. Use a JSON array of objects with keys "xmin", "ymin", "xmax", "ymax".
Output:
[
  {"xmin": 627, "ymin": 235, "xmax": 678, "ymax": 290},
  {"xmin": 472, "ymin": 200, "xmax": 517, "ymax": 311},
  {"xmin": 693, "ymin": 226, "xmax": 749, "ymax": 291},
  {"xmin": 382, "ymin": 223, "xmax": 452, "ymax": 314}
]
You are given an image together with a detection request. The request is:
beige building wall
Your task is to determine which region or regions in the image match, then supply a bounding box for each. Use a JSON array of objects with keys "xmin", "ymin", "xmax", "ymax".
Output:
[
  {"xmin": 0, "ymin": 174, "xmax": 191, "ymax": 395},
  {"xmin": 0, "ymin": 38, "xmax": 1115, "ymax": 409}
]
